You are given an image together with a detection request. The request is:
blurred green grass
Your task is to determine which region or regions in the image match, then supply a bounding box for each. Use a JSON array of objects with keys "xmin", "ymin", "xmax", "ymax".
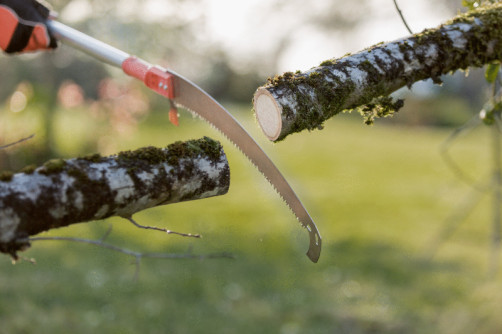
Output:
[{"xmin": 1, "ymin": 104, "xmax": 502, "ymax": 333}]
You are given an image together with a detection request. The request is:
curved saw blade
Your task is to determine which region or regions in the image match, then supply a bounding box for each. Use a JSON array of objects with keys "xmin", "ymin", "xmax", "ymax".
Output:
[
  {"xmin": 168, "ymin": 70, "xmax": 321, "ymax": 262},
  {"xmin": 46, "ymin": 20, "xmax": 321, "ymax": 262}
]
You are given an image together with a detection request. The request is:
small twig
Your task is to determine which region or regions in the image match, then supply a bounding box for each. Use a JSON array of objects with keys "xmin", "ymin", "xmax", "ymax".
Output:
[
  {"xmin": 0, "ymin": 134, "xmax": 35, "ymax": 150},
  {"xmin": 99, "ymin": 224, "xmax": 114, "ymax": 242},
  {"xmin": 440, "ymin": 115, "xmax": 489, "ymax": 192},
  {"xmin": 489, "ymin": 91, "xmax": 502, "ymax": 276},
  {"xmin": 29, "ymin": 236, "xmax": 234, "ymax": 260},
  {"xmin": 426, "ymin": 184, "xmax": 488, "ymax": 259},
  {"xmin": 126, "ymin": 217, "xmax": 201, "ymax": 238},
  {"xmin": 11, "ymin": 256, "xmax": 37, "ymax": 265},
  {"xmin": 132, "ymin": 256, "xmax": 141, "ymax": 282},
  {"xmin": 393, "ymin": 0, "xmax": 413, "ymax": 34},
  {"xmin": 30, "ymin": 232, "xmax": 232, "ymax": 281}
]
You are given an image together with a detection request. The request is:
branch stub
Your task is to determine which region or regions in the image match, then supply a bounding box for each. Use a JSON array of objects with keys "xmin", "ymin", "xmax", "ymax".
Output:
[{"xmin": 254, "ymin": 88, "xmax": 283, "ymax": 141}]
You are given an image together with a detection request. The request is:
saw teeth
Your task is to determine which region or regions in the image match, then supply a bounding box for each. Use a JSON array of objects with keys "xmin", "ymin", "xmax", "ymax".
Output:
[
  {"xmin": 180, "ymin": 103, "xmax": 310, "ymax": 226},
  {"xmin": 176, "ymin": 103, "xmax": 321, "ymax": 262}
]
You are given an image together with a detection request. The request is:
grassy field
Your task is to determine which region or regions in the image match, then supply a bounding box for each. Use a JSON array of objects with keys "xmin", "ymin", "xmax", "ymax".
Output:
[{"xmin": 1, "ymin": 103, "xmax": 501, "ymax": 333}]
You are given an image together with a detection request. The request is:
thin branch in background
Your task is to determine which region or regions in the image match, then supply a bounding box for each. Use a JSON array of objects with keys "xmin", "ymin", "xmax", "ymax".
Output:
[
  {"xmin": 393, "ymin": 0, "xmax": 413, "ymax": 34},
  {"xmin": 435, "ymin": 69, "xmax": 502, "ymax": 275},
  {"xmin": 11, "ymin": 255, "xmax": 37, "ymax": 265},
  {"xmin": 0, "ymin": 134, "xmax": 35, "ymax": 150},
  {"xmin": 489, "ymin": 96, "xmax": 502, "ymax": 277},
  {"xmin": 440, "ymin": 115, "xmax": 489, "ymax": 192},
  {"xmin": 99, "ymin": 224, "xmax": 114, "ymax": 242},
  {"xmin": 29, "ymin": 236, "xmax": 234, "ymax": 280},
  {"xmin": 126, "ymin": 217, "xmax": 201, "ymax": 238},
  {"xmin": 426, "ymin": 184, "xmax": 488, "ymax": 259}
]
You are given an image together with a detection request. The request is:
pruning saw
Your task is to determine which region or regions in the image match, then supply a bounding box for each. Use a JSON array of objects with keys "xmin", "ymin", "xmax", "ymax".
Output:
[{"xmin": 47, "ymin": 20, "xmax": 322, "ymax": 263}]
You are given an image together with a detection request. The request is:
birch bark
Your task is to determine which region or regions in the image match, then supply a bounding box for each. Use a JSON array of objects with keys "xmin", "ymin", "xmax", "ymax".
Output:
[
  {"xmin": 254, "ymin": 4, "xmax": 502, "ymax": 141},
  {"xmin": 0, "ymin": 137, "xmax": 230, "ymax": 257}
]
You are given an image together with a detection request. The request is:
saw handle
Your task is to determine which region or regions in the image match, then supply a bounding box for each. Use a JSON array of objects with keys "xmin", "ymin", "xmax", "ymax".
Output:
[
  {"xmin": 122, "ymin": 57, "xmax": 175, "ymax": 100},
  {"xmin": 47, "ymin": 20, "xmax": 128, "ymax": 67}
]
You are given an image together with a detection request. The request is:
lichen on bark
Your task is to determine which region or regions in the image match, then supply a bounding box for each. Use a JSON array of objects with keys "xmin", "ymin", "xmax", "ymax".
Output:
[
  {"xmin": 253, "ymin": 3, "xmax": 502, "ymax": 142},
  {"xmin": 0, "ymin": 137, "xmax": 230, "ymax": 257}
]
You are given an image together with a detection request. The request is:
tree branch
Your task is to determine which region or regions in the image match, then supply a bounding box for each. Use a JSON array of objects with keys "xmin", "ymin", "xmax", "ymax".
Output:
[
  {"xmin": 126, "ymin": 216, "xmax": 201, "ymax": 238},
  {"xmin": 253, "ymin": 3, "xmax": 502, "ymax": 141},
  {"xmin": 0, "ymin": 137, "xmax": 230, "ymax": 257},
  {"xmin": 393, "ymin": 0, "xmax": 413, "ymax": 34},
  {"xmin": 29, "ymin": 236, "xmax": 235, "ymax": 280},
  {"xmin": 0, "ymin": 134, "xmax": 35, "ymax": 150}
]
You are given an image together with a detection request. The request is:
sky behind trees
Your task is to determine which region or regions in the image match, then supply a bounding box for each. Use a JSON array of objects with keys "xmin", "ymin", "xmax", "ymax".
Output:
[{"xmin": 57, "ymin": 0, "xmax": 456, "ymax": 73}]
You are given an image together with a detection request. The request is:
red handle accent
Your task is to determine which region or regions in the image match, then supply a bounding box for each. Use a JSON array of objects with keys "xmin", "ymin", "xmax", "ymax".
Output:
[
  {"xmin": 145, "ymin": 66, "xmax": 175, "ymax": 99},
  {"xmin": 122, "ymin": 56, "xmax": 175, "ymax": 100},
  {"xmin": 0, "ymin": 6, "xmax": 54, "ymax": 53},
  {"xmin": 169, "ymin": 107, "xmax": 179, "ymax": 127},
  {"xmin": 122, "ymin": 56, "xmax": 149, "ymax": 81},
  {"xmin": 0, "ymin": 7, "xmax": 19, "ymax": 51}
]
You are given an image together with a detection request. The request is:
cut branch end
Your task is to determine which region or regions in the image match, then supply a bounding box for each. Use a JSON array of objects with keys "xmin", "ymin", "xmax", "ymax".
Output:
[{"xmin": 254, "ymin": 88, "xmax": 283, "ymax": 141}]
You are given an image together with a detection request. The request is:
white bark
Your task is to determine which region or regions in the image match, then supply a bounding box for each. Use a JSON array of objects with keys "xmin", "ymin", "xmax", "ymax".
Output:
[
  {"xmin": 0, "ymin": 137, "xmax": 230, "ymax": 257},
  {"xmin": 254, "ymin": 4, "xmax": 502, "ymax": 141}
]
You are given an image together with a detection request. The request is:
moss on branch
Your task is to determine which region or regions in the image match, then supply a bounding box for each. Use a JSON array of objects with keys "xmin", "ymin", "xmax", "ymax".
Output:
[
  {"xmin": 254, "ymin": 3, "xmax": 502, "ymax": 141},
  {"xmin": 0, "ymin": 137, "xmax": 230, "ymax": 257}
]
